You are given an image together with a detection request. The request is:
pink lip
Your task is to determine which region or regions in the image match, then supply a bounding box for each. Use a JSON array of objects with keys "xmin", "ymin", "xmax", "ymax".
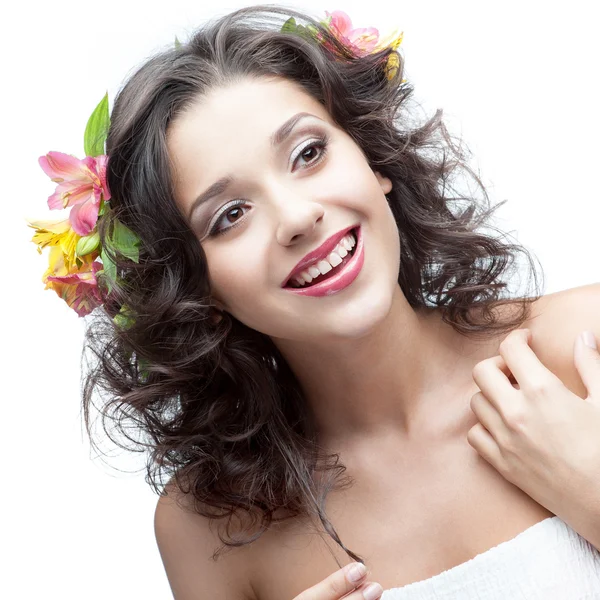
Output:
[
  {"xmin": 284, "ymin": 225, "xmax": 364, "ymax": 297},
  {"xmin": 282, "ymin": 224, "xmax": 359, "ymax": 288}
]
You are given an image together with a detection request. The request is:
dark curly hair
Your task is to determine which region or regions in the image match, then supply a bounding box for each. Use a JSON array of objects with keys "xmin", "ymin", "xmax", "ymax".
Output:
[{"xmin": 82, "ymin": 4, "xmax": 544, "ymax": 565}]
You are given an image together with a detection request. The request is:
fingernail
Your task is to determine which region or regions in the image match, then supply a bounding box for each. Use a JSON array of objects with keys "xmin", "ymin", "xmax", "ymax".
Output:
[
  {"xmin": 347, "ymin": 562, "xmax": 367, "ymax": 583},
  {"xmin": 581, "ymin": 331, "xmax": 597, "ymax": 350},
  {"xmin": 363, "ymin": 582, "xmax": 384, "ymax": 600}
]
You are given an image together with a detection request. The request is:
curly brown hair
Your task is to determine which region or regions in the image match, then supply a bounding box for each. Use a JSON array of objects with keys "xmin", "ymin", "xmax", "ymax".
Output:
[{"xmin": 82, "ymin": 4, "xmax": 544, "ymax": 565}]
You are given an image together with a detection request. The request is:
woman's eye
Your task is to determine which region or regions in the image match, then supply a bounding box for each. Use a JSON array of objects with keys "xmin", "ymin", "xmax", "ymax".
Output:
[
  {"xmin": 292, "ymin": 135, "xmax": 329, "ymax": 170},
  {"xmin": 208, "ymin": 201, "xmax": 249, "ymax": 237}
]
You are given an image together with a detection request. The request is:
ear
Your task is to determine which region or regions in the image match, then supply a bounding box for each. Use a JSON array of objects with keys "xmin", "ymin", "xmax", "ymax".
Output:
[
  {"xmin": 374, "ymin": 170, "xmax": 392, "ymax": 195},
  {"xmin": 211, "ymin": 297, "xmax": 226, "ymax": 312},
  {"xmin": 209, "ymin": 298, "xmax": 227, "ymax": 324}
]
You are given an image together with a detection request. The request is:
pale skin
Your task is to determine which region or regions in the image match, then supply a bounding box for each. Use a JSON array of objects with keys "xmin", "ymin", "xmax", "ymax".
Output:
[{"xmin": 154, "ymin": 75, "xmax": 600, "ymax": 599}]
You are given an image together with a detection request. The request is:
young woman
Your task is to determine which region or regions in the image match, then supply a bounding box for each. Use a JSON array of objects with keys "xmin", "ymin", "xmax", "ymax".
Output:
[{"xmin": 70, "ymin": 4, "xmax": 600, "ymax": 599}]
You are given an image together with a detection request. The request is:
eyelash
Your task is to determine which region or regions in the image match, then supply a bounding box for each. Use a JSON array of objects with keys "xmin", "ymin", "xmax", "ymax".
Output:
[{"xmin": 207, "ymin": 133, "xmax": 330, "ymax": 237}]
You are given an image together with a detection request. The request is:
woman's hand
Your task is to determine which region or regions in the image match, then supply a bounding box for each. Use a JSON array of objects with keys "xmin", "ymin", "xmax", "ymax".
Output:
[
  {"xmin": 467, "ymin": 328, "xmax": 600, "ymax": 549},
  {"xmin": 293, "ymin": 562, "xmax": 383, "ymax": 600}
]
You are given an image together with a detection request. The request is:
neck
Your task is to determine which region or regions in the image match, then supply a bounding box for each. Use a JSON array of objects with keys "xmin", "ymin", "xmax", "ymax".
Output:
[{"xmin": 273, "ymin": 286, "xmax": 500, "ymax": 447}]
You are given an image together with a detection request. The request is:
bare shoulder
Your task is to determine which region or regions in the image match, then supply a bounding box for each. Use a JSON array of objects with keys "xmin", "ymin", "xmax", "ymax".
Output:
[
  {"xmin": 154, "ymin": 480, "xmax": 257, "ymax": 600},
  {"xmin": 528, "ymin": 282, "xmax": 600, "ymax": 318},
  {"xmin": 523, "ymin": 282, "xmax": 600, "ymax": 397}
]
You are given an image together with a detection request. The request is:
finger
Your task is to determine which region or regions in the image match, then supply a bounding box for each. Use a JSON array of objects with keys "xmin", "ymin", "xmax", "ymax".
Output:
[
  {"xmin": 498, "ymin": 329, "xmax": 560, "ymax": 391},
  {"xmin": 347, "ymin": 582, "xmax": 385, "ymax": 600},
  {"xmin": 294, "ymin": 562, "xmax": 382, "ymax": 600},
  {"xmin": 466, "ymin": 422, "xmax": 506, "ymax": 475},
  {"xmin": 470, "ymin": 391, "xmax": 506, "ymax": 437},
  {"xmin": 472, "ymin": 355, "xmax": 519, "ymax": 420},
  {"xmin": 472, "ymin": 355, "xmax": 513, "ymax": 396},
  {"xmin": 574, "ymin": 331, "xmax": 600, "ymax": 400}
]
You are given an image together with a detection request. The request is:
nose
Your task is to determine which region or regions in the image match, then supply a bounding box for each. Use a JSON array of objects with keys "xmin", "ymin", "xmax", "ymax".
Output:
[{"xmin": 273, "ymin": 185, "xmax": 325, "ymax": 246}]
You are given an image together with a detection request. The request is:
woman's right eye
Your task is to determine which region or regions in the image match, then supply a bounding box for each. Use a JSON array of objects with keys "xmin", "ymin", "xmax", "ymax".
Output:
[{"xmin": 208, "ymin": 199, "xmax": 249, "ymax": 237}]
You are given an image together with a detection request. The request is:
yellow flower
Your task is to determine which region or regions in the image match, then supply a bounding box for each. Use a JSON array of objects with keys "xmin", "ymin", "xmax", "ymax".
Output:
[
  {"xmin": 377, "ymin": 31, "xmax": 404, "ymax": 81},
  {"xmin": 385, "ymin": 52, "xmax": 401, "ymax": 81},
  {"xmin": 42, "ymin": 245, "xmax": 69, "ymax": 282},
  {"xmin": 375, "ymin": 29, "xmax": 404, "ymax": 53},
  {"xmin": 26, "ymin": 217, "xmax": 82, "ymax": 272},
  {"xmin": 42, "ymin": 246, "xmax": 103, "ymax": 317}
]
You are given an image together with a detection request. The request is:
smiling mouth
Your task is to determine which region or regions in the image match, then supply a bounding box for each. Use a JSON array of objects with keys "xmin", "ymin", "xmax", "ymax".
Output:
[{"xmin": 284, "ymin": 227, "xmax": 358, "ymax": 289}]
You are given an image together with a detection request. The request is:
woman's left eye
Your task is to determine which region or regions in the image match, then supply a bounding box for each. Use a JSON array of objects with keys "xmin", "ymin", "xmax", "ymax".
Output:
[{"xmin": 291, "ymin": 134, "xmax": 329, "ymax": 171}]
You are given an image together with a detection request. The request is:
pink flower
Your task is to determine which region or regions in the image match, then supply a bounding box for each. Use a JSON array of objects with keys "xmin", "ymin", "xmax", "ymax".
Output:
[
  {"xmin": 39, "ymin": 151, "xmax": 110, "ymax": 236},
  {"xmin": 325, "ymin": 10, "xmax": 380, "ymax": 55}
]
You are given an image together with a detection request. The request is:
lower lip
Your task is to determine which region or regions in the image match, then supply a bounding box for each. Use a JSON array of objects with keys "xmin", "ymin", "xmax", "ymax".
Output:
[{"xmin": 284, "ymin": 227, "xmax": 364, "ymax": 297}]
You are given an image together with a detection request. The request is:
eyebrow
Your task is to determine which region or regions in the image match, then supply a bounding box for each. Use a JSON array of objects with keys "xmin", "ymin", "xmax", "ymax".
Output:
[{"xmin": 188, "ymin": 111, "xmax": 322, "ymax": 219}]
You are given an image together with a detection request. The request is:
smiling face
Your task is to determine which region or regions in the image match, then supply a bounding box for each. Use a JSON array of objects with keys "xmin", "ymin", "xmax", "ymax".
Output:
[{"xmin": 168, "ymin": 76, "xmax": 401, "ymax": 343}]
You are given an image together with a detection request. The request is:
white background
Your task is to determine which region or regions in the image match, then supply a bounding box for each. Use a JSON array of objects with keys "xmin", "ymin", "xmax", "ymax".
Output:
[{"xmin": 2, "ymin": 0, "xmax": 599, "ymax": 598}]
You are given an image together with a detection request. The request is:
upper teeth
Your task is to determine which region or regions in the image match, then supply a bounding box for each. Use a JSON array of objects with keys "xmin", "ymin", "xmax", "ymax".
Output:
[{"xmin": 292, "ymin": 231, "xmax": 356, "ymax": 286}]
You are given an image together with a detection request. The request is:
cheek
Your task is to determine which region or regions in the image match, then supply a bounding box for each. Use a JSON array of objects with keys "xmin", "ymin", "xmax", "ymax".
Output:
[
  {"xmin": 207, "ymin": 250, "xmax": 266, "ymax": 308},
  {"xmin": 382, "ymin": 200, "xmax": 401, "ymax": 264},
  {"xmin": 328, "ymin": 154, "xmax": 371, "ymax": 193}
]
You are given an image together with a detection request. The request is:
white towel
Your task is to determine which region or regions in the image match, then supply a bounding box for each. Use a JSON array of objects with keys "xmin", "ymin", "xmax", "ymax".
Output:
[{"xmin": 381, "ymin": 517, "xmax": 600, "ymax": 599}]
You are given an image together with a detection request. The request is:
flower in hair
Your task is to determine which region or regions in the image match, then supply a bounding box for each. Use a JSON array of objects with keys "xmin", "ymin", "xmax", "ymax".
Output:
[
  {"xmin": 27, "ymin": 217, "xmax": 81, "ymax": 271},
  {"xmin": 43, "ymin": 246, "xmax": 103, "ymax": 317},
  {"xmin": 324, "ymin": 10, "xmax": 380, "ymax": 55},
  {"xmin": 26, "ymin": 93, "xmax": 141, "ymax": 319},
  {"xmin": 281, "ymin": 9, "xmax": 404, "ymax": 81},
  {"xmin": 39, "ymin": 151, "xmax": 110, "ymax": 236}
]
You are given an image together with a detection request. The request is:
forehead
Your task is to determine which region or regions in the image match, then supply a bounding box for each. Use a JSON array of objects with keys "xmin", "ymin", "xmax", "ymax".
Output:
[
  {"xmin": 167, "ymin": 76, "xmax": 335, "ymax": 202},
  {"xmin": 168, "ymin": 77, "xmax": 332, "ymax": 161},
  {"xmin": 175, "ymin": 76, "xmax": 330, "ymax": 134}
]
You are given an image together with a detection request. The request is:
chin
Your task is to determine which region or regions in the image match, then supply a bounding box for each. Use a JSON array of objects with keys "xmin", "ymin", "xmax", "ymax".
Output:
[{"xmin": 325, "ymin": 288, "xmax": 395, "ymax": 341}]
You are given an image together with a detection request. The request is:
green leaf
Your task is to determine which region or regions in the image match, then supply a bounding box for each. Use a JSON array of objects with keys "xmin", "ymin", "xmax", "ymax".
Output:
[
  {"xmin": 281, "ymin": 17, "xmax": 319, "ymax": 42},
  {"xmin": 84, "ymin": 93, "xmax": 110, "ymax": 157},
  {"xmin": 75, "ymin": 231, "xmax": 100, "ymax": 256},
  {"xmin": 320, "ymin": 15, "xmax": 332, "ymax": 28},
  {"xmin": 174, "ymin": 36, "xmax": 181, "ymax": 49},
  {"xmin": 100, "ymin": 246, "xmax": 116, "ymax": 294},
  {"xmin": 113, "ymin": 304, "xmax": 135, "ymax": 329},
  {"xmin": 305, "ymin": 24, "xmax": 319, "ymax": 40},
  {"xmin": 138, "ymin": 356, "xmax": 150, "ymax": 381},
  {"xmin": 296, "ymin": 24, "xmax": 314, "ymax": 42},
  {"xmin": 281, "ymin": 17, "xmax": 297, "ymax": 33},
  {"xmin": 110, "ymin": 219, "xmax": 141, "ymax": 263}
]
